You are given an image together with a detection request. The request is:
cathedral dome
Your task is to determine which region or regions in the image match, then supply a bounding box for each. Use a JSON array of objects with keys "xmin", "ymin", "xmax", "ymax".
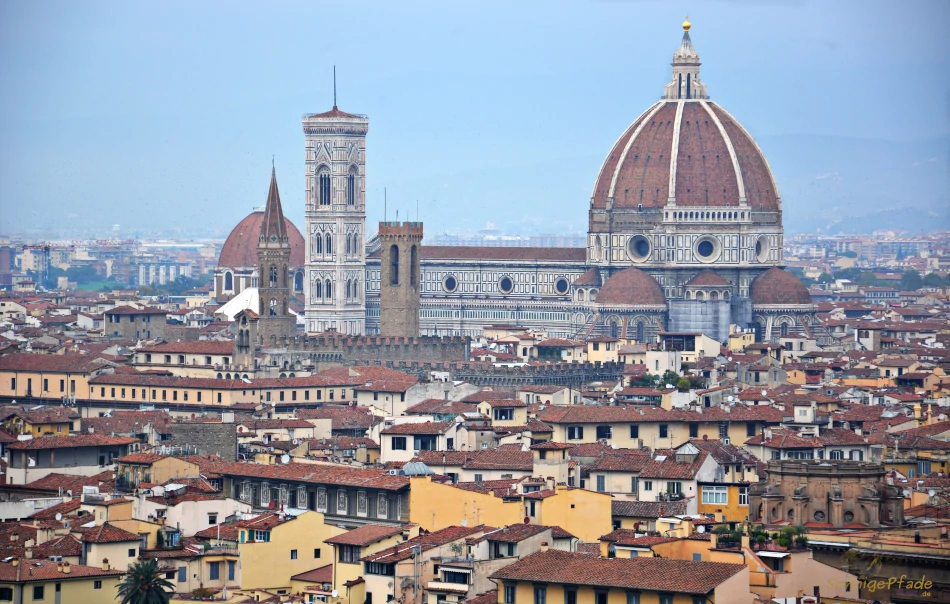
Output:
[
  {"xmin": 686, "ymin": 269, "xmax": 730, "ymax": 287},
  {"xmin": 750, "ymin": 268, "xmax": 812, "ymax": 306},
  {"xmin": 219, "ymin": 210, "xmax": 305, "ymax": 268},
  {"xmin": 590, "ymin": 27, "xmax": 780, "ymax": 213},
  {"xmin": 596, "ymin": 268, "xmax": 666, "ymax": 307}
]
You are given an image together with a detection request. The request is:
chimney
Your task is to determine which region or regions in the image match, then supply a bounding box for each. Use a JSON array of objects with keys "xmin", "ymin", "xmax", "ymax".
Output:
[
  {"xmin": 710, "ymin": 534, "xmax": 718, "ymax": 549},
  {"xmin": 62, "ymin": 561, "xmax": 71, "ymax": 574},
  {"xmin": 101, "ymin": 558, "xmax": 110, "ymax": 571},
  {"xmin": 540, "ymin": 541, "xmax": 549, "ymax": 552},
  {"xmin": 10, "ymin": 559, "xmax": 18, "ymax": 567},
  {"xmin": 741, "ymin": 532, "xmax": 750, "ymax": 550}
]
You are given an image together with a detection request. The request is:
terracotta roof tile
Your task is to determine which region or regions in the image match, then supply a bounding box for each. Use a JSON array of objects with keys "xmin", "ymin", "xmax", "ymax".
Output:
[
  {"xmin": 325, "ymin": 524, "xmax": 406, "ymax": 546},
  {"xmin": 489, "ymin": 549, "xmax": 746, "ymax": 594},
  {"xmin": 8, "ymin": 434, "xmax": 137, "ymax": 450}
]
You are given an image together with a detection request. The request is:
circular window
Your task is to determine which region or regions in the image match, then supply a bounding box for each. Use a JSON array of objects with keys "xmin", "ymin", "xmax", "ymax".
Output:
[
  {"xmin": 554, "ymin": 278, "xmax": 569, "ymax": 295},
  {"xmin": 814, "ymin": 510, "xmax": 826, "ymax": 522},
  {"xmin": 627, "ymin": 235, "xmax": 651, "ymax": 262},
  {"xmin": 755, "ymin": 236, "xmax": 769, "ymax": 263},
  {"xmin": 443, "ymin": 275, "xmax": 458, "ymax": 293},
  {"xmin": 499, "ymin": 276, "xmax": 514, "ymax": 294},
  {"xmin": 787, "ymin": 509, "xmax": 795, "ymax": 520},
  {"xmin": 694, "ymin": 237, "xmax": 720, "ymax": 263},
  {"xmin": 843, "ymin": 511, "xmax": 854, "ymax": 523}
]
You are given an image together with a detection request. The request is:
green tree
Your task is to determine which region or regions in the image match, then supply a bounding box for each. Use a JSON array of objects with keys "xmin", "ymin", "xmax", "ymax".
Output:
[
  {"xmin": 841, "ymin": 250, "xmax": 858, "ymax": 258},
  {"xmin": 923, "ymin": 272, "xmax": 947, "ymax": 287},
  {"xmin": 116, "ymin": 559, "xmax": 173, "ymax": 604},
  {"xmin": 900, "ymin": 270, "xmax": 923, "ymax": 291},
  {"xmin": 629, "ymin": 373, "xmax": 657, "ymax": 388},
  {"xmin": 676, "ymin": 377, "xmax": 691, "ymax": 392},
  {"xmin": 659, "ymin": 370, "xmax": 681, "ymax": 388},
  {"xmin": 858, "ymin": 271, "xmax": 878, "ymax": 286},
  {"xmin": 816, "ymin": 272, "xmax": 834, "ymax": 284}
]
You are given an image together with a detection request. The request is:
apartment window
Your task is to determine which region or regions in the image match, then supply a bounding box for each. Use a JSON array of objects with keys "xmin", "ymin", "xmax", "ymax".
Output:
[
  {"xmin": 643, "ymin": 481, "xmax": 653, "ymax": 491},
  {"xmin": 314, "ymin": 548, "xmax": 321, "ymax": 558},
  {"xmin": 850, "ymin": 450, "xmax": 864, "ymax": 461},
  {"xmin": 178, "ymin": 567, "xmax": 187, "ymax": 583},
  {"xmin": 567, "ymin": 426, "xmax": 584, "ymax": 440},
  {"xmin": 504, "ymin": 585, "xmax": 516, "ymax": 604},
  {"xmin": 667, "ymin": 482, "xmax": 682, "ymax": 495},
  {"xmin": 659, "ymin": 595, "xmax": 673, "ymax": 604},
  {"xmin": 340, "ymin": 545, "xmax": 361, "ymax": 564},
  {"xmin": 291, "ymin": 549, "xmax": 298, "ymax": 560},
  {"xmin": 494, "ymin": 408, "xmax": 514, "ymax": 421},
  {"xmin": 830, "ymin": 450, "xmax": 844, "ymax": 460},
  {"xmin": 701, "ymin": 486, "xmax": 728, "ymax": 504},
  {"xmin": 9, "ymin": 378, "xmax": 14, "ymax": 390},
  {"xmin": 128, "ymin": 548, "xmax": 136, "ymax": 557},
  {"xmin": 32, "ymin": 586, "xmax": 44, "ymax": 601},
  {"xmin": 630, "ymin": 425, "xmax": 639, "ymax": 439},
  {"xmin": 595, "ymin": 592, "xmax": 608, "ymax": 604},
  {"xmin": 565, "ymin": 589, "xmax": 578, "ymax": 604},
  {"xmin": 305, "ymin": 391, "xmax": 310, "ymax": 401},
  {"xmin": 197, "ymin": 392, "xmax": 202, "ymax": 402},
  {"xmin": 631, "ymin": 477, "xmax": 638, "ymax": 493},
  {"xmin": 747, "ymin": 422, "xmax": 757, "ymax": 437},
  {"xmin": 596, "ymin": 425, "xmax": 612, "ymax": 439},
  {"xmin": 43, "ymin": 378, "xmax": 48, "ymax": 391},
  {"xmin": 596, "ymin": 475, "xmax": 606, "ymax": 492},
  {"xmin": 689, "ymin": 424, "xmax": 698, "ymax": 438},
  {"xmin": 228, "ymin": 560, "xmax": 235, "ymax": 581},
  {"xmin": 94, "ymin": 580, "xmax": 102, "ymax": 589},
  {"xmin": 217, "ymin": 393, "xmax": 222, "ymax": 403},
  {"xmin": 534, "ymin": 585, "xmax": 547, "ymax": 604},
  {"xmin": 659, "ymin": 424, "xmax": 668, "ymax": 438},
  {"xmin": 528, "ymin": 500, "xmax": 536, "ymax": 517},
  {"xmin": 208, "ymin": 561, "xmax": 220, "ymax": 581},
  {"xmin": 626, "ymin": 593, "xmax": 640, "ymax": 604},
  {"xmin": 59, "ymin": 379, "xmax": 64, "ymax": 392},
  {"xmin": 111, "ymin": 388, "xmax": 115, "ymax": 397},
  {"xmin": 391, "ymin": 437, "xmax": 407, "ymax": 451},
  {"xmin": 280, "ymin": 391, "xmax": 285, "ymax": 402},
  {"xmin": 738, "ymin": 486, "xmax": 749, "ymax": 506},
  {"xmin": 366, "ymin": 562, "xmax": 395, "ymax": 576},
  {"xmin": 475, "ymin": 474, "xmax": 484, "ymax": 482},
  {"xmin": 208, "ymin": 514, "xmax": 217, "ymax": 525}
]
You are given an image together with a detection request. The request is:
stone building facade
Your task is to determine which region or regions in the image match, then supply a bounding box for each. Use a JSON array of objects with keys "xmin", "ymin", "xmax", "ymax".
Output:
[{"xmin": 748, "ymin": 460, "xmax": 905, "ymax": 528}]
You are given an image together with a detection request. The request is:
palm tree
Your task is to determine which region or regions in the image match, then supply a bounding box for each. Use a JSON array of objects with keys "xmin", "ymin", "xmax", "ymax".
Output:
[{"xmin": 117, "ymin": 559, "xmax": 174, "ymax": 604}]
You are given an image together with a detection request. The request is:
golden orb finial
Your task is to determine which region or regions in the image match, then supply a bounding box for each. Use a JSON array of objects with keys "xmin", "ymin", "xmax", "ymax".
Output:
[{"xmin": 683, "ymin": 15, "xmax": 691, "ymax": 32}]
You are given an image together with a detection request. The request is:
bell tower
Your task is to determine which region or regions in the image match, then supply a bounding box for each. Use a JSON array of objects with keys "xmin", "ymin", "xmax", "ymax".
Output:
[
  {"xmin": 378, "ymin": 221, "xmax": 423, "ymax": 337},
  {"xmin": 302, "ymin": 94, "xmax": 369, "ymax": 335},
  {"xmin": 257, "ymin": 166, "xmax": 295, "ymax": 344}
]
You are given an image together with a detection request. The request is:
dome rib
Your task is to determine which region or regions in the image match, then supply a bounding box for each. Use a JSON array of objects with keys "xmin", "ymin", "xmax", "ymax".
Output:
[
  {"xmin": 699, "ymin": 101, "xmax": 746, "ymax": 202},
  {"xmin": 606, "ymin": 102, "xmax": 668, "ymax": 202},
  {"xmin": 595, "ymin": 268, "xmax": 666, "ymax": 307}
]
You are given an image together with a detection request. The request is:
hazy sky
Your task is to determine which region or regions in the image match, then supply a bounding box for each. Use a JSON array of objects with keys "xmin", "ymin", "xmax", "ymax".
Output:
[{"xmin": 1, "ymin": 0, "xmax": 947, "ymax": 239}]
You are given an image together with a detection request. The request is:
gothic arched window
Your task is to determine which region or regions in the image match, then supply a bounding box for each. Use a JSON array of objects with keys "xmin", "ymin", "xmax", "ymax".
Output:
[
  {"xmin": 313, "ymin": 279, "xmax": 322, "ymax": 300},
  {"xmin": 314, "ymin": 234, "xmax": 323, "ymax": 255},
  {"xmin": 269, "ymin": 298, "xmax": 278, "ymax": 316},
  {"xmin": 345, "ymin": 234, "xmax": 351, "ymax": 255},
  {"xmin": 410, "ymin": 245, "xmax": 418, "ymax": 287},
  {"xmin": 390, "ymin": 245, "xmax": 399, "ymax": 286},
  {"xmin": 325, "ymin": 234, "xmax": 332, "ymax": 255},
  {"xmin": 318, "ymin": 167, "xmax": 331, "ymax": 205},
  {"xmin": 224, "ymin": 271, "xmax": 233, "ymax": 291},
  {"xmin": 325, "ymin": 279, "xmax": 332, "ymax": 301},
  {"xmin": 269, "ymin": 266, "xmax": 278, "ymax": 287},
  {"xmin": 346, "ymin": 279, "xmax": 352, "ymax": 299},
  {"xmin": 781, "ymin": 322, "xmax": 789, "ymax": 337},
  {"xmin": 636, "ymin": 321, "xmax": 646, "ymax": 343},
  {"xmin": 346, "ymin": 167, "xmax": 357, "ymax": 205},
  {"xmin": 294, "ymin": 271, "xmax": 303, "ymax": 292}
]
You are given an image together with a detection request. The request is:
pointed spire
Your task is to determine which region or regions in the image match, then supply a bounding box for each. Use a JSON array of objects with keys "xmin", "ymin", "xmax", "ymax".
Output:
[
  {"xmin": 260, "ymin": 164, "xmax": 288, "ymax": 245},
  {"xmin": 663, "ymin": 18, "xmax": 708, "ymax": 100}
]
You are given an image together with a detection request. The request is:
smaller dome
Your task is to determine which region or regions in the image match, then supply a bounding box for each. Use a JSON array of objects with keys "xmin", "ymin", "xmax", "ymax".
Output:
[
  {"xmin": 686, "ymin": 269, "xmax": 730, "ymax": 287},
  {"xmin": 596, "ymin": 268, "xmax": 666, "ymax": 307},
  {"xmin": 219, "ymin": 210, "xmax": 305, "ymax": 268},
  {"xmin": 751, "ymin": 268, "xmax": 813, "ymax": 306}
]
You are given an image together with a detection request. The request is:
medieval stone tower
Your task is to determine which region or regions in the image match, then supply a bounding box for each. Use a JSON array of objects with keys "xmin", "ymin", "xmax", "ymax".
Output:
[
  {"xmin": 257, "ymin": 167, "xmax": 296, "ymax": 343},
  {"xmin": 302, "ymin": 104, "xmax": 369, "ymax": 335},
  {"xmin": 378, "ymin": 221, "xmax": 423, "ymax": 337}
]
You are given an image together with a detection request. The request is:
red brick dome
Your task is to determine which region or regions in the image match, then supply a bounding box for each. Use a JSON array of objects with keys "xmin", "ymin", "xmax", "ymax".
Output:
[
  {"xmin": 590, "ymin": 100, "xmax": 780, "ymax": 212},
  {"xmin": 750, "ymin": 268, "xmax": 812, "ymax": 306},
  {"xmin": 596, "ymin": 268, "xmax": 666, "ymax": 307},
  {"xmin": 686, "ymin": 269, "xmax": 730, "ymax": 287},
  {"xmin": 219, "ymin": 210, "xmax": 305, "ymax": 268}
]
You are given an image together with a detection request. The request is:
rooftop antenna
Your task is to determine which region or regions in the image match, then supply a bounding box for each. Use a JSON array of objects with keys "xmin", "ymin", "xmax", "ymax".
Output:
[
  {"xmin": 384, "ymin": 188, "xmax": 387, "ymax": 222},
  {"xmin": 416, "ymin": 200, "xmax": 419, "ymax": 222},
  {"xmin": 333, "ymin": 65, "xmax": 337, "ymax": 108}
]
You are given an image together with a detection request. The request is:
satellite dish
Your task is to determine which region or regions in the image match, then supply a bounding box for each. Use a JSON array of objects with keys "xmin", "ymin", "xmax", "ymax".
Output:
[
  {"xmin": 280, "ymin": 454, "xmax": 290, "ymax": 464},
  {"xmin": 929, "ymin": 489, "xmax": 937, "ymax": 497},
  {"xmin": 331, "ymin": 591, "xmax": 339, "ymax": 598},
  {"xmin": 461, "ymin": 519, "xmax": 468, "ymax": 527},
  {"xmin": 697, "ymin": 525, "xmax": 706, "ymax": 533},
  {"xmin": 727, "ymin": 396, "xmax": 734, "ymax": 402},
  {"xmin": 55, "ymin": 513, "xmax": 63, "ymax": 521}
]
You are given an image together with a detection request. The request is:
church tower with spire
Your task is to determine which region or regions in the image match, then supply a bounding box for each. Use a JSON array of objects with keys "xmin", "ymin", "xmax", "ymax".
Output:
[
  {"xmin": 302, "ymin": 84, "xmax": 369, "ymax": 335},
  {"xmin": 257, "ymin": 166, "xmax": 296, "ymax": 343}
]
